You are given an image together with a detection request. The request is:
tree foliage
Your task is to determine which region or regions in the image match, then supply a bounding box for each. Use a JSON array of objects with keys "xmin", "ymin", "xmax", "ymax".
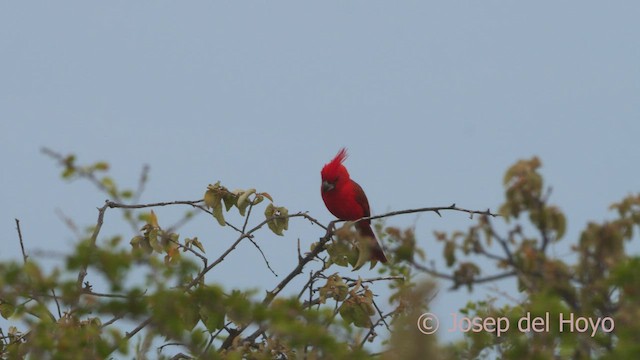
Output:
[{"xmin": 1, "ymin": 150, "xmax": 639, "ymax": 359}]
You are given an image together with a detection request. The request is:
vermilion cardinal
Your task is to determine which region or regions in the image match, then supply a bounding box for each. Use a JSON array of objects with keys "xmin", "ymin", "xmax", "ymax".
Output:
[{"xmin": 321, "ymin": 148, "xmax": 388, "ymax": 264}]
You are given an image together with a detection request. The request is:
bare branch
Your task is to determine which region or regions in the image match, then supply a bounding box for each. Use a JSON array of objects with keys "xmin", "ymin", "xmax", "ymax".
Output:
[
  {"xmin": 246, "ymin": 236, "xmax": 278, "ymax": 277},
  {"xmin": 340, "ymin": 275, "xmax": 405, "ymax": 285},
  {"xmin": 355, "ymin": 203, "xmax": 500, "ymax": 225},
  {"xmin": 14, "ymin": 219, "xmax": 28, "ymax": 264},
  {"xmin": 55, "ymin": 209, "xmax": 83, "ymax": 239},
  {"xmin": 107, "ymin": 199, "xmax": 204, "ymax": 210},
  {"xmin": 51, "ymin": 289, "xmax": 62, "ymax": 319},
  {"xmin": 410, "ymin": 260, "xmax": 516, "ymax": 289},
  {"xmin": 359, "ymin": 301, "xmax": 397, "ymax": 348},
  {"xmin": 75, "ymin": 203, "xmax": 109, "ymax": 303},
  {"xmin": 126, "ymin": 317, "xmax": 153, "ymax": 340}
]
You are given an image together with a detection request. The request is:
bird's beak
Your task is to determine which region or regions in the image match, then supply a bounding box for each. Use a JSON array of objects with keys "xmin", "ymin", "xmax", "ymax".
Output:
[{"xmin": 321, "ymin": 180, "xmax": 334, "ymax": 193}]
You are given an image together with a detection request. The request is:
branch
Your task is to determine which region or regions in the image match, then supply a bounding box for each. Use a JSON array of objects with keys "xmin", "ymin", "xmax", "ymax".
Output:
[
  {"xmin": 51, "ymin": 289, "xmax": 62, "ymax": 318},
  {"xmin": 107, "ymin": 316, "xmax": 154, "ymax": 354},
  {"xmin": 75, "ymin": 203, "xmax": 109, "ymax": 304},
  {"xmin": 14, "ymin": 219, "xmax": 28, "ymax": 264},
  {"xmin": 410, "ymin": 260, "xmax": 516, "ymax": 289},
  {"xmin": 538, "ymin": 187, "xmax": 553, "ymax": 252},
  {"xmin": 133, "ymin": 164, "xmax": 150, "ymax": 204},
  {"xmin": 220, "ymin": 220, "xmax": 337, "ymax": 350},
  {"xmin": 219, "ymin": 206, "xmax": 496, "ymax": 350},
  {"xmin": 356, "ymin": 203, "xmax": 499, "ymax": 224},
  {"xmin": 185, "ymin": 212, "xmax": 321, "ymax": 290},
  {"xmin": 107, "ymin": 199, "xmax": 246, "ymax": 234},
  {"xmin": 359, "ymin": 301, "xmax": 397, "ymax": 348},
  {"xmin": 107, "ymin": 199, "xmax": 204, "ymax": 210},
  {"xmin": 125, "ymin": 317, "xmax": 153, "ymax": 345},
  {"xmin": 42, "ymin": 148, "xmax": 142, "ymax": 232}
]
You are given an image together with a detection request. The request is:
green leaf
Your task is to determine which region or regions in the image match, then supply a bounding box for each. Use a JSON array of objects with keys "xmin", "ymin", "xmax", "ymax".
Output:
[
  {"xmin": 62, "ymin": 167, "xmax": 76, "ymax": 179},
  {"xmin": 199, "ymin": 306, "xmax": 225, "ymax": 333},
  {"xmin": 353, "ymin": 232, "xmax": 372, "ymax": 271},
  {"xmin": 222, "ymin": 193, "xmax": 236, "ymax": 212},
  {"xmin": 339, "ymin": 290, "xmax": 374, "ymax": 328},
  {"xmin": 326, "ymin": 238, "xmax": 357, "ymax": 268},
  {"xmin": 93, "ymin": 161, "xmax": 109, "ymax": 171},
  {"xmin": 101, "ymin": 176, "xmax": 115, "ymax": 189},
  {"xmin": 265, "ymin": 204, "xmax": 289, "ymax": 236},
  {"xmin": 0, "ymin": 302, "xmax": 15, "ymax": 319},
  {"xmin": 130, "ymin": 235, "xmax": 153, "ymax": 254},
  {"xmin": 444, "ymin": 241, "xmax": 456, "ymax": 267},
  {"xmin": 549, "ymin": 206, "xmax": 567, "ymax": 240}
]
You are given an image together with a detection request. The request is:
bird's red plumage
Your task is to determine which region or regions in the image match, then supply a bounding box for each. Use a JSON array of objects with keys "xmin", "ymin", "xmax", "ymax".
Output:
[{"xmin": 321, "ymin": 148, "xmax": 387, "ymax": 264}]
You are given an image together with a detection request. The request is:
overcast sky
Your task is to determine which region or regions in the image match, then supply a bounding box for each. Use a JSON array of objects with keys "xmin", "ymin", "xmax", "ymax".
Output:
[{"xmin": 2, "ymin": 1, "xmax": 639, "ymax": 349}]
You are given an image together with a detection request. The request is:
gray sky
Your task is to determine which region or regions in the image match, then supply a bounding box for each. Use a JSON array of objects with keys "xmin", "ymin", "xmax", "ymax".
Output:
[{"xmin": 2, "ymin": 1, "xmax": 639, "ymax": 349}]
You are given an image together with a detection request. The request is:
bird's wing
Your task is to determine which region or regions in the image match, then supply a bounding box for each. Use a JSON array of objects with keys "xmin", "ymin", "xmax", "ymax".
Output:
[{"xmin": 350, "ymin": 180, "xmax": 371, "ymax": 219}]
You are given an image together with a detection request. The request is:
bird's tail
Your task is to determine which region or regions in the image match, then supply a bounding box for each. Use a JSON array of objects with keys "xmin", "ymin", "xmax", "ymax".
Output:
[{"xmin": 355, "ymin": 222, "xmax": 388, "ymax": 263}]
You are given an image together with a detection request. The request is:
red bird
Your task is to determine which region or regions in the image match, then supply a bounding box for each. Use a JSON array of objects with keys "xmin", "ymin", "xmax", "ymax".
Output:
[{"xmin": 321, "ymin": 148, "xmax": 387, "ymax": 264}]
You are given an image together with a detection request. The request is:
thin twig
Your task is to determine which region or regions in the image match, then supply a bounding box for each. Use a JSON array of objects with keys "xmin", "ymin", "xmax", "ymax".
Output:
[
  {"xmin": 83, "ymin": 290, "xmax": 131, "ymax": 299},
  {"xmin": 340, "ymin": 275, "xmax": 405, "ymax": 285},
  {"xmin": 15, "ymin": 219, "xmax": 28, "ymax": 264},
  {"xmin": 51, "ymin": 289, "xmax": 62, "ymax": 318},
  {"xmin": 133, "ymin": 164, "xmax": 150, "ymax": 204},
  {"xmin": 55, "ymin": 209, "xmax": 83, "ymax": 239},
  {"xmin": 359, "ymin": 301, "xmax": 396, "ymax": 348},
  {"xmin": 107, "ymin": 316, "xmax": 153, "ymax": 354},
  {"xmin": 297, "ymin": 270, "xmax": 322, "ymax": 300},
  {"xmin": 101, "ymin": 314, "xmax": 125, "ymax": 329},
  {"xmin": 246, "ymin": 236, "xmax": 278, "ymax": 276}
]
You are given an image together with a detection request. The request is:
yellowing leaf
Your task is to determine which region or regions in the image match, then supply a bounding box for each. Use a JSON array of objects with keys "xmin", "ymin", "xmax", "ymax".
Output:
[
  {"xmin": 149, "ymin": 210, "xmax": 159, "ymax": 228},
  {"xmin": 339, "ymin": 291, "xmax": 374, "ymax": 328},
  {"xmin": 130, "ymin": 235, "xmax": 152, "ymax": 254},
  {"xmin": 212, "ymin": 203, "xmax": 226, "ymax": 226},
  {"xmin": 164, "ymin": 246, "xmax": 181, "ymax": 265},
  {"xmin": 203, "ymin": 188, "xmax": 219, "ymax": 209},
  {"xmin": 191, "ymin": 237, "xmax": 206, "ymax": 253},
  {"xmin": 319, "ymin": 273, "xmax": 349, "ymax": 303},
  {"xmin": 236, "ymin": 188, "xmax": 256, "ymax": 216},
  {"xmin": 148, "ymin": 229, "xmax": 163, "ymax": 252},
  {"xmin": 259, "ymin": 192, "xmax": 273, "ymax": 202}
]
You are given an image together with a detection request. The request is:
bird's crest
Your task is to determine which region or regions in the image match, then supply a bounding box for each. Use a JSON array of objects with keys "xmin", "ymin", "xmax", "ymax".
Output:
[{"xmin": 321, "ymin": 148, "xmax": 349, "ymax": 179}]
